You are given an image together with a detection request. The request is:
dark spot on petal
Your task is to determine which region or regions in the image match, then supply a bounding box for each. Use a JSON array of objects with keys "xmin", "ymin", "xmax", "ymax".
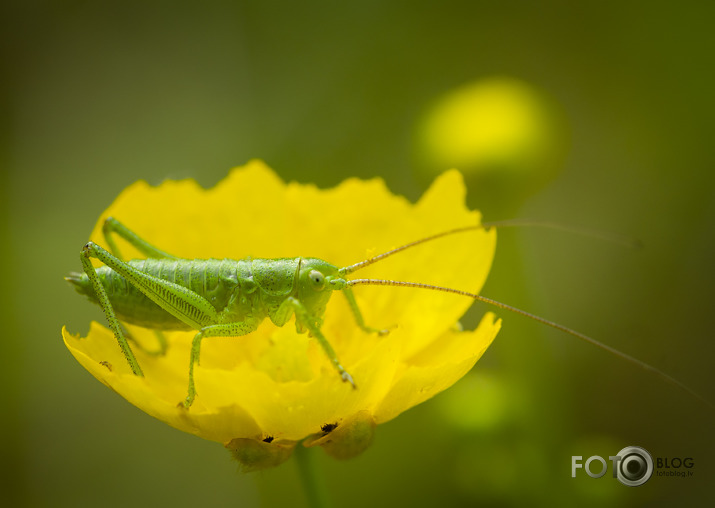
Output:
[
  {"xmin": 321, "ymin": 422, "xmax": 338, "ymax": 434},
  {"xmin": 263, "ymin": 436, "xmax": 274, "ymax": 443}
]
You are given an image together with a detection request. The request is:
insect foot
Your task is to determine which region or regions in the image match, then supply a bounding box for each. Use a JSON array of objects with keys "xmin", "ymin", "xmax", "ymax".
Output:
[
  {"xmin": 341, "ymin": 370, "xmax": 357, "ymax": 389},
  {"xmin": 180, "ymin": 393, "xmax": 196, "ymax": 410},
  {"xmin": 362, "ymin": 324, "xmax": 392, "ymax": 336}
]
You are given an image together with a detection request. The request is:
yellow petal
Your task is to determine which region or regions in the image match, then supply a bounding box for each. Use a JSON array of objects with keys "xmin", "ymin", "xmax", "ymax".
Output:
[{"xmin": 374, "ymin": 313, "xmax": 501, "ymax": 424}]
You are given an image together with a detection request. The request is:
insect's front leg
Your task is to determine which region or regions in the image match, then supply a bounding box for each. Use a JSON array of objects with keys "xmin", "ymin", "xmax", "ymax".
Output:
[
  {"xmin": 284, "ymin": 297, "xmax": 357, "ymax": 389},
  {"xmin": 342, "ymin": 287, "xmax": 390, "ymax": 336}
]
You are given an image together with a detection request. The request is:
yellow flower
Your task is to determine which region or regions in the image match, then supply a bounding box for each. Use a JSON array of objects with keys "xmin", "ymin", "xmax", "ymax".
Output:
[
  {"xmin": 62, "ymin": 160, "xmax": 500, "ymax": 468},
  {"xmin": 416, "ymin": 76, "xmax": 566, "ymax": 182}
]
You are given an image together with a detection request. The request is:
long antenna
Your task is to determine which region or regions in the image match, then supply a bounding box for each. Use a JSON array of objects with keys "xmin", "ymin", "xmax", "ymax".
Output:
[
  {"xmin": 339, "ymin": 219, "xmax": 639, "ymax": 275},
  {"xmin": 481, "ymin": 219, "xmax": 642, "ymax": 249},
  {"xmin": 348, "ymin": 278, "xmax": 713, "ymax": 409}
]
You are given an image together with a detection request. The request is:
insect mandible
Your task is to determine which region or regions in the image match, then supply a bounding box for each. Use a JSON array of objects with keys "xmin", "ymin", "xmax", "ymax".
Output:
[{"xmin": 67, "ymin": 217, "xmax": 707, "ymax": 408}]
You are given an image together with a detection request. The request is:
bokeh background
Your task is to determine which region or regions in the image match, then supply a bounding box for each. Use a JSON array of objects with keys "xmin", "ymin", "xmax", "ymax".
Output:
[{"xmin": 3, "ymin": 1, "xmax": 714, "ymax": 507}]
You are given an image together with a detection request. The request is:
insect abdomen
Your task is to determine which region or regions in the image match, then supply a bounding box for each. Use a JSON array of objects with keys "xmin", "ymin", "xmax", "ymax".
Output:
[{"xmin": 69, "ymin": 258, "xmax": 243, "ymax": 330}]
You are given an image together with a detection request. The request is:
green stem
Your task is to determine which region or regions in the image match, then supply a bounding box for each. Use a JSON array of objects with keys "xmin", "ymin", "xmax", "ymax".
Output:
[{"xmin": 294, "ymin": 444, "xmax": 330, "ymax": 508}]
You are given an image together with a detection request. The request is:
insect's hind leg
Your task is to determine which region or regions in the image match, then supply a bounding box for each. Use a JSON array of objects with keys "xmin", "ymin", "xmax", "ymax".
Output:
[
  {"xmin": 103, "ymin": 217, "xmax": 175, "ymax": 355},
  {"xmin": 102, "ymin": 217, "xmax": 178, "ymax": 260},
  {"xmin": 81, "ymin": 241, "xmax": 220, "ymax": 377},
  {"xmin": 80, "ymin": 244, "xmax": 143, "ymax": 376}
]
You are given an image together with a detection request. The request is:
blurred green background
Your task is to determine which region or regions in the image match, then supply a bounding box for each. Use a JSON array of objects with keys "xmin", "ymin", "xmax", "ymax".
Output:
[{"xmin": 3, "ymin": 1, "xmax": 714, "ymax": 506}]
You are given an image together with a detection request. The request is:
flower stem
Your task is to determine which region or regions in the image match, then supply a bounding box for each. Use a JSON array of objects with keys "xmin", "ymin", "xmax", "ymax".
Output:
[{"xmin": 294, "ymin": 444, "xmax": 330, "ymax": 508}]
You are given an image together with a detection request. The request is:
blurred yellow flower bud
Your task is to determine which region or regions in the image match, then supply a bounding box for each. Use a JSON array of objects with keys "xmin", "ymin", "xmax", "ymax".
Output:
[{"xmin": 416, "ymin": 77, "xmax": 568, "ymax": 211}]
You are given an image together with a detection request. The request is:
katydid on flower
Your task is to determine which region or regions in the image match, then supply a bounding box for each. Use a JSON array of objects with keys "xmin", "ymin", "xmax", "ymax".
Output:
[{"xmin": 67, "ymin": 217, "xmax": 708, "ymax": 409}]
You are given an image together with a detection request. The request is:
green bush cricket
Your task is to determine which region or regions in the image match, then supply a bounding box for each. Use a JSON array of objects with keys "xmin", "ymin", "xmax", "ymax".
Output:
[{"xmin": 67, "ymin": 217, "xmax": 709, "ymax": 409}]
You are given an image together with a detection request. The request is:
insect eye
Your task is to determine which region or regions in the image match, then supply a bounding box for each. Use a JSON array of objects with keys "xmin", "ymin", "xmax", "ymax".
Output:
[{"xmin": 308, "ymin": 270, "xmax": 325, "ymax": 290}]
